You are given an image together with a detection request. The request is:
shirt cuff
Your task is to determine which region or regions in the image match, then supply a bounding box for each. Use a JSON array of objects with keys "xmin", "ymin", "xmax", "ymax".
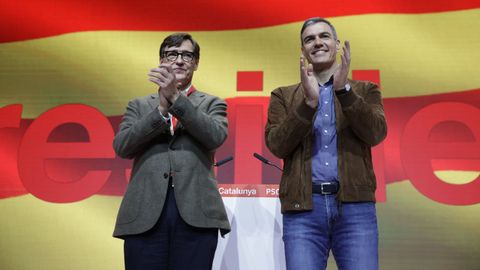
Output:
[{"xmin": 158, "ymin": 108, "xmax": 172, "ymax": 122}]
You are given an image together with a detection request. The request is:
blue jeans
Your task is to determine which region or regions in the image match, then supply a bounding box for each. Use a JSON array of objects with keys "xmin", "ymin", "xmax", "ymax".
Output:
[{"xmin": 283, "ymin": 194, "xmax": 378, "ymax": 270}]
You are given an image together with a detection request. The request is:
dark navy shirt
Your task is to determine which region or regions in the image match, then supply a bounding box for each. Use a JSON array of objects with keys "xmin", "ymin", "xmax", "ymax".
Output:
[{"xmin": 312, "ymin": 80, "xmax": 338, "ymax": 183}]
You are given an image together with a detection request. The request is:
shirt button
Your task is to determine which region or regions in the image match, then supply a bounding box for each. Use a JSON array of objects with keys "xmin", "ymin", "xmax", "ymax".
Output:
[
  {"xmin": 163, "ymin": 173, "xmax": 169, "ymax": 179},
  {"xmin": 294, "ymin": 203, "xmax": 300, "ymax": 209},
  {"xmin": 325, "ymin": 162, "xmax": 329, "ymax": 166},
  {"xmin": 324, "ymin": 114, "xmax": 328, "ymax": 117},
  {"xmin": 324, "ymin": 129, "xmax": 328, "ymax": 134},
  {"xmin": 324, "ymin": 101, "xmax": 328, "ymax": 104},
  {"xmin": 324, "ymin": 145, "xmax": 328, "ymax": 149}
]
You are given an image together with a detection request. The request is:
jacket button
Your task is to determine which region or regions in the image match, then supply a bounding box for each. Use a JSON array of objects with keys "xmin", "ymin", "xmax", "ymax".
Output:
[
  {"xmin": 163, "ymin": 173, "xmax": 169, "ymax": 179},
  {"xmin": 294, "ymin": 203, "xmax": 300, "ymax": 209}
]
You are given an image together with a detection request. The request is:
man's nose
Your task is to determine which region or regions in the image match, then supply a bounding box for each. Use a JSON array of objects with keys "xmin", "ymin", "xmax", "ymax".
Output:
[
  {"xmin": 175, "ymin": 55, "xmax": 185, "ymax": 64},
  {"xmin": 313, "ymin": 37, "xmax": 323, "ymax": 46}
]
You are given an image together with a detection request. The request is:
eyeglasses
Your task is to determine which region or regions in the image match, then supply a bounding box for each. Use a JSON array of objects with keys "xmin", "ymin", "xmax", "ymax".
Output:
[{"xmin": 163, "ymin": 50, "xmax": 195, "ymax": 63}]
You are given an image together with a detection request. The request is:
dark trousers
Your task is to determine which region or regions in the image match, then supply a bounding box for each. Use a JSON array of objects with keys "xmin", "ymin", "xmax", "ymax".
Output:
[{"xmin": 124, "ymin": 184, "xmax": 219, "ymax": 270}]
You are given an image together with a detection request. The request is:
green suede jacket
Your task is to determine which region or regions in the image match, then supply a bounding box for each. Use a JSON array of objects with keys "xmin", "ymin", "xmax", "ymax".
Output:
[{"xmin": 265, "ymin": 80, "xmax": 387, "ymax": 213}]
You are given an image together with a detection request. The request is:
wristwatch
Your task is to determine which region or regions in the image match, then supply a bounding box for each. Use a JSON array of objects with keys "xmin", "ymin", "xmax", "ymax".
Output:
[{"xmin": 335, "ymin": 83, "xmax": 351, "ymax": 95}]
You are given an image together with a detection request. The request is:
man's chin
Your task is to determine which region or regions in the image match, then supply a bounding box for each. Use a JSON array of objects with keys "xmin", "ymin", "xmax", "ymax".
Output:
[
  {"xmin": 310, "ymin": 59, "xmax": 335, "ymax": 68},
  {"xmin": 309, "ymin": 56, "xmax": 331, "ymax": 64},
  {"xmin": 174, "ymin": 74, "xmax": 187, "ymax": 81},
  {"xmin": 175, "ymin": 77, "xmax": 192, "ymax": 89}
]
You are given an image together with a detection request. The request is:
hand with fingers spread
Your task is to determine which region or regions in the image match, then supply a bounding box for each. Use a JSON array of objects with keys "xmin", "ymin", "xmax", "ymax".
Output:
[
  {"xmin": 333, "ymin": 40, "xmax": 351, "ymax": 91},
  {"xmin": 148, "ymin": 63, "xmax": 180, "ymax": 106},
  {"xmin": 300, "ymin": 56, "xmax": 319, "ymax": 108}
]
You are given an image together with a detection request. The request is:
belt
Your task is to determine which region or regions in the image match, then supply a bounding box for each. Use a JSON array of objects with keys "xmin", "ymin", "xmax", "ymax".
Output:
[{"xmin": 312, "ymin": 182, "xmax": 339, "ymax": 195}]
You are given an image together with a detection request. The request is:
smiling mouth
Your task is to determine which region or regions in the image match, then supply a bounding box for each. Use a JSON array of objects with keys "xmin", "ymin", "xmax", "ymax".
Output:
[{"xmin": 312, "ymin": 50, "xmax": 327, "ymax": 55}]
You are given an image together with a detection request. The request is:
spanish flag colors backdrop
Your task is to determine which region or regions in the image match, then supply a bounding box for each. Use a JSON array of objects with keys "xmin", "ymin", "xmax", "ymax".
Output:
[{"xmin": 0, "ymin": 1, "xmax": 479, "ymax": 269}]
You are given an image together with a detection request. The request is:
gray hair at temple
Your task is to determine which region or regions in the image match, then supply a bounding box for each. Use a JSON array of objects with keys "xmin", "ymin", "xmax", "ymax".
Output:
[{"xmin": 300, "ymin": 17, "xmax": 338, "ymax": 43}]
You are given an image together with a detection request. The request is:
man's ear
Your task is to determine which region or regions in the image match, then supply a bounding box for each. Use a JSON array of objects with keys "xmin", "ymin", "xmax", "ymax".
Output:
[{"xmin": 336, "ymin": 39, "xmax": 341, "ymax": 52}]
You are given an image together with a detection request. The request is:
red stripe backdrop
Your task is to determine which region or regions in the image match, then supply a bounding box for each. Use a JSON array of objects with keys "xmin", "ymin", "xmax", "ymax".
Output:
[{"xmin": 1, "ymin": 0, "xmax": 479, "ymax": 42}]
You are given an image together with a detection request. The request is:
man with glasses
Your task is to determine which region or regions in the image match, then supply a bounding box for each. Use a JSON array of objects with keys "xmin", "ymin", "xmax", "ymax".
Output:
[
  {"xmin": 113, "ymin": 33, "xmax": 230, "ymax": 270},
  {"xmin": 265, "ymin": 18, "xmax": 387, "ymax": 269}
]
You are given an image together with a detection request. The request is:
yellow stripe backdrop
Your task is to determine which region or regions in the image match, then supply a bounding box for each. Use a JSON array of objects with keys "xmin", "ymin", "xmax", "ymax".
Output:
[
  {"xmin": 0, "ymin": 9, "xmax": 479, "ymax": 117},
  {"xmin": 1, "ymin": 181, "xmax": 480, "ymax": 269}
]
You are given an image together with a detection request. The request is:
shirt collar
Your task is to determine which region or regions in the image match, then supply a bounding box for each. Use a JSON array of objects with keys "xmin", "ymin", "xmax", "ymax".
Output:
[
  {"xmin": 180, "ymin": 83, "xmax": 192, "ymax": 94},
  {"xmin": 319, "ymin": 76, "xmax": 334, "ymax": 88}
]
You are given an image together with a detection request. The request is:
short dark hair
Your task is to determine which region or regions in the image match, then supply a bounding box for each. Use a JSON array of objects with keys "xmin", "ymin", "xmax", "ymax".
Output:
[
  {"xmin": 159, "ymin": 33, "xmax": 200, "ymax": 60},
  {"xmin": 300, "ymin": 17, "xmax": 338, "ymax": 43}
]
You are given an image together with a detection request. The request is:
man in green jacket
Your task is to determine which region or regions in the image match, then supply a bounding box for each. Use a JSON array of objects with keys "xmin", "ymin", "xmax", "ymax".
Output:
[
  {"xmin": 113, "ymin": 33, "xmax": 230, "ymax": 270},
  {"xmin": 265, "ymin": 17, "xmax": 387, "ymax": 270}
]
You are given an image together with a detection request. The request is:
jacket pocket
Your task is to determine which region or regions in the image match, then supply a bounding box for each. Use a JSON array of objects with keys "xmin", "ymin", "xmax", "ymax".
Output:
[{"xmin": 116, "ymin": 177, "xmax": 146, "ymax": 224}]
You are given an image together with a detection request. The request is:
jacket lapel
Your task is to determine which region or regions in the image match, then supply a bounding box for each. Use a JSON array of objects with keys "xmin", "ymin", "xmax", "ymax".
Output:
[
  {"xmin": 187, "ymin": 89, "xmax": 206, "ymax": 108},
  {"xmin": 171, "ymin": 89, "xmax": 206, "ymax": 137},
  {"xmin": 147, "ymin": 93, "xmax": 159, "ymax": 111}
]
